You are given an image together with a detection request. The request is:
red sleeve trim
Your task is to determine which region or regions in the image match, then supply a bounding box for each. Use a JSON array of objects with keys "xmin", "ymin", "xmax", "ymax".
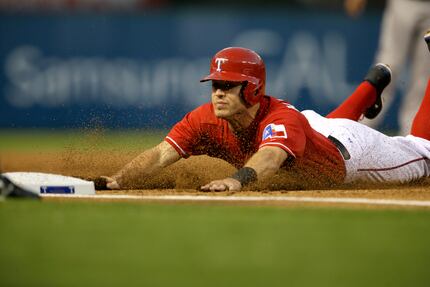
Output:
[
  {"xmin": 165, "ymin": 136, "xmax": 190, "ymax": 158},
  {"xmin": 259, "ymin": 142, "xmax": 296, "ymax": 158}
]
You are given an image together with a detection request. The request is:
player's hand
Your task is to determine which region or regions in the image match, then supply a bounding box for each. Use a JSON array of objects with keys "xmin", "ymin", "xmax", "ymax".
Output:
[
  {"xmin": 200, "ymin": 178, "xmax": 242, "ymax": 192},
  {"xmin": 104, "ymin": 176, "xmax": 120, "ymax": 190},
  {"xmin": 94, "ymin": 176, "xmax": 120, "ymax": 190}
]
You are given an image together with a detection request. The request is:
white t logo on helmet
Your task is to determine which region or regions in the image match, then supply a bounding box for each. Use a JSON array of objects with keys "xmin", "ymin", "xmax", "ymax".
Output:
[{"xmin": 215, "ymin": 58, "xmax": 228, "ymax": 72}]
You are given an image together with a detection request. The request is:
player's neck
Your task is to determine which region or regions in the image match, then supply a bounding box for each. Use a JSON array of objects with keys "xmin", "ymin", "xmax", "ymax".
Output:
[{"xmin": 227, "ymin": 103, "xmax": 260, "ymax": 132}]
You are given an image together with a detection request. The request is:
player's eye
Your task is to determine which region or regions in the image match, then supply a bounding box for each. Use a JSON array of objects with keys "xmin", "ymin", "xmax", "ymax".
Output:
[{"xmin": 212, "ymin": 81, "xmax": 241, "ymax": 91}]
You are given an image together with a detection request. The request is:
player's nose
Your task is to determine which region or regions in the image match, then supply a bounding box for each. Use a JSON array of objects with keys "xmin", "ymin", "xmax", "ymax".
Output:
[{"xmin": 213, "ymin": 89, "xmax": 226, "ymax": 97}]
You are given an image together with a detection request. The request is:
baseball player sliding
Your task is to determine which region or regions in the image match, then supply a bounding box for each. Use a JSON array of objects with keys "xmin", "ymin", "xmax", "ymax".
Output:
[{"xmin": 100, "ymin": 33, "xmax": 430, "ymax": 191}]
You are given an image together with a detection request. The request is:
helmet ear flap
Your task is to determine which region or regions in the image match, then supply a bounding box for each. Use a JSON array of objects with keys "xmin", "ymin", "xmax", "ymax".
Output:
[
  {"xmin": 239, "ymin": 82, "xmax": 250, "ymax": 106},
  {"xmin": 242, "ymin": 80, "xmax": 263, "ymax": 106}
]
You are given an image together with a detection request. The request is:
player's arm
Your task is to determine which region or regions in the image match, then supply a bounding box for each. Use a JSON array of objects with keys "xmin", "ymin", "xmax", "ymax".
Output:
[
  {"xmin": 101, "ymin": 104, "xmax": 203, "ymax": 190},
  {"xmin": 245, "ymin": 146, "xmax": 289, "ymax": 177},
  {"xmin": 104, "ymin": 141, "xmax": 181, "ymax": 189},
  {"xmin": 200, "ymin": 146, "xmax": 289, "ymax": 191}
]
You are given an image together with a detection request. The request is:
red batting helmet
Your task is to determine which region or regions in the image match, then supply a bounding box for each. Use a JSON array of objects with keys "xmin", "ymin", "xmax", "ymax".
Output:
[{"xmin": 200, "ymin": 47, "xmax": 266, "ymax": 106}]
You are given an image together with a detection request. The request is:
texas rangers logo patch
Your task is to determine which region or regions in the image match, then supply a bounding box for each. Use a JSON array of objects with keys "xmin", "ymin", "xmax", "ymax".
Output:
[{"xmin": 262, "ymin": 124, "xmax": 288, "ymax": 140}]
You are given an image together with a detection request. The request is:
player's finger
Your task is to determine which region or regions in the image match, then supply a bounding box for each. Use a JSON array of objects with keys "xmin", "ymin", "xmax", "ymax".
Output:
[
  {"xmin": 210, "ymin": 184, "xmax": 227, "ymax": 191},
  {"xmin": 98, "ymin": 176, "xmax": 120, "ymax": 190},
  {"xmin": 200, "ymin": 184, "xmax": 210, "ymax": 191},
  {"xmin": 201, "ymin": 180, "xmax": 230, "ymax": 191},
  {"xmin": 200, "ymin": 183, "xmax": 214, "ymax": 191},
  {"xmin": 107, "ymin": 180, "xmax": 120, "ymax": 190}
]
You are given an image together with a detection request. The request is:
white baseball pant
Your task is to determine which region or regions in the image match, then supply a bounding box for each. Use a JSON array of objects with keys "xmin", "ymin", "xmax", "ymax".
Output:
[{"xmin": 302, "ymin": 110, "xmax": 430, "ymax": 183}]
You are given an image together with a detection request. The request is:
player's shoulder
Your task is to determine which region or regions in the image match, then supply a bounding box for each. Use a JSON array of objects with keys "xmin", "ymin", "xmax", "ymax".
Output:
[
  {"xmin": 264, "ymin": 96, "xmax": 303, "ymax": 120},
  {"xmin": 256, "ymin": 96, "xmax": 309, "ymax": 135}
]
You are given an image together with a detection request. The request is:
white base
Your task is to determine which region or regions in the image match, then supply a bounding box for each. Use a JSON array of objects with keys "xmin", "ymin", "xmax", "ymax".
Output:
[{"xmin": 3, "ymin": 172, "xmax": 95, "ymax": 195}]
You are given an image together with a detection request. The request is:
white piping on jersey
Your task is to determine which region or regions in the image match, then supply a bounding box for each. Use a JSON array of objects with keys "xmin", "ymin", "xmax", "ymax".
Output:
[
  {"xmin": 165, "ymin": 136, "xmax": 188, "ymax": 157},
  {"xmin": 259, "ymin": 142, "xmax": 296, "ymax": 158}
]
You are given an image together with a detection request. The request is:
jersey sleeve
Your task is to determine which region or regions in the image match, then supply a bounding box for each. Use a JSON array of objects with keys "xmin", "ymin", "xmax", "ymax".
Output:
[
  {"xmin": 258, "ymin": 110, "xmax": 306, "ymax": 158},
  {"xmin": 165, "ymin": 107, "xmax": 203, "ymax": 158}
]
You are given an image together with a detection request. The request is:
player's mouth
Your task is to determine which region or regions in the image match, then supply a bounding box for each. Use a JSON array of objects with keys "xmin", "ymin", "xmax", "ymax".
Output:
[{"xmin": 214, "ymin": 101, "xmax": 228, "ymax": 109}]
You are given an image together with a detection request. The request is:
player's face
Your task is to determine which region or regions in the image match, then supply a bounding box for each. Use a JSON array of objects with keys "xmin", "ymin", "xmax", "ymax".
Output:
[{"xmin": 211, "ymin": 81, "xmax": 246, "ymax": 118}]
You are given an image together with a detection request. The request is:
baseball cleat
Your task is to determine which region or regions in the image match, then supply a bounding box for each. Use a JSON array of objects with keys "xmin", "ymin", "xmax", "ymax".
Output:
[
  {"xmin": 363, "ymin": 63, "xmax": 392, "ymax": 119},
  {"xmin": 425, "ymin": 30, "xmax": 430, "ymax": 52}
]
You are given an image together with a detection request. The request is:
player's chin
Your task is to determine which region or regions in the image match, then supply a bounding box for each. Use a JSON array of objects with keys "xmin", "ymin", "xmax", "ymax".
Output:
[{"xmin": 214, "ymin": 109, "xmax": 233, "ymax": 119}]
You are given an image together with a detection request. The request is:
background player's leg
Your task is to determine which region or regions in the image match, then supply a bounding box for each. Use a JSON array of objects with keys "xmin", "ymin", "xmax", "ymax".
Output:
[
  {"xmin": 397, "ymin": 26, "xmax": 430, "ymax": 135},
  {"xmin": 410, "ymin": 78, "xmax": 430, "ymax": 140},
  {"xmin": 326, "ymin": 81, "xmax": 377, "ymax": 120},
  {"xmin": 359, "ymin": 0, "xmax": 422, "ymax": 133},
  {"xmin": 410, "ymin": 32, "xmax": 430, "ymax": 140}
]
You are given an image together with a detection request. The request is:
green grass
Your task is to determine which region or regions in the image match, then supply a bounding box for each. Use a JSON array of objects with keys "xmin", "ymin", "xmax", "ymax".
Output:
[
  {"xmin": 1, "ymin": 200, "xmax": 430, "ymax": 287},
  {"xmin": 0, "ymin": 129, "xmax": 166, "ymax": 151},
  {"xmin": 1, "ymin": 130, "xmax": 429, "ymax": 287}
]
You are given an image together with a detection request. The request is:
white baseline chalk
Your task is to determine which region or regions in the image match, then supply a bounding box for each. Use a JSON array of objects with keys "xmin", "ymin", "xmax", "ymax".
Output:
[{"xmin": 41, "ymin": 194, "xmax": 430, "ymax": 207}]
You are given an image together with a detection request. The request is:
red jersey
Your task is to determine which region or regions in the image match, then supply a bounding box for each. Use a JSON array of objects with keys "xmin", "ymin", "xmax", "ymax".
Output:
[{"xmin": 166, "ymin": 96, "xmax": 346, "ymax": 185}]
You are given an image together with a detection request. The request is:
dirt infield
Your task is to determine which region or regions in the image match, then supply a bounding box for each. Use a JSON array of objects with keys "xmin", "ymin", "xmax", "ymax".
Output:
[{"xmin": 2, "ymin": 149, "xmax": 430, "ymax": 204}]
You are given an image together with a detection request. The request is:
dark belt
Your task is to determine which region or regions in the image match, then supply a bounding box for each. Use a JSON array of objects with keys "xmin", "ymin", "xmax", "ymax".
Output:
[{"xmin": 328, "ymin": 135, "xmax": 351, "ymax": 160}]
